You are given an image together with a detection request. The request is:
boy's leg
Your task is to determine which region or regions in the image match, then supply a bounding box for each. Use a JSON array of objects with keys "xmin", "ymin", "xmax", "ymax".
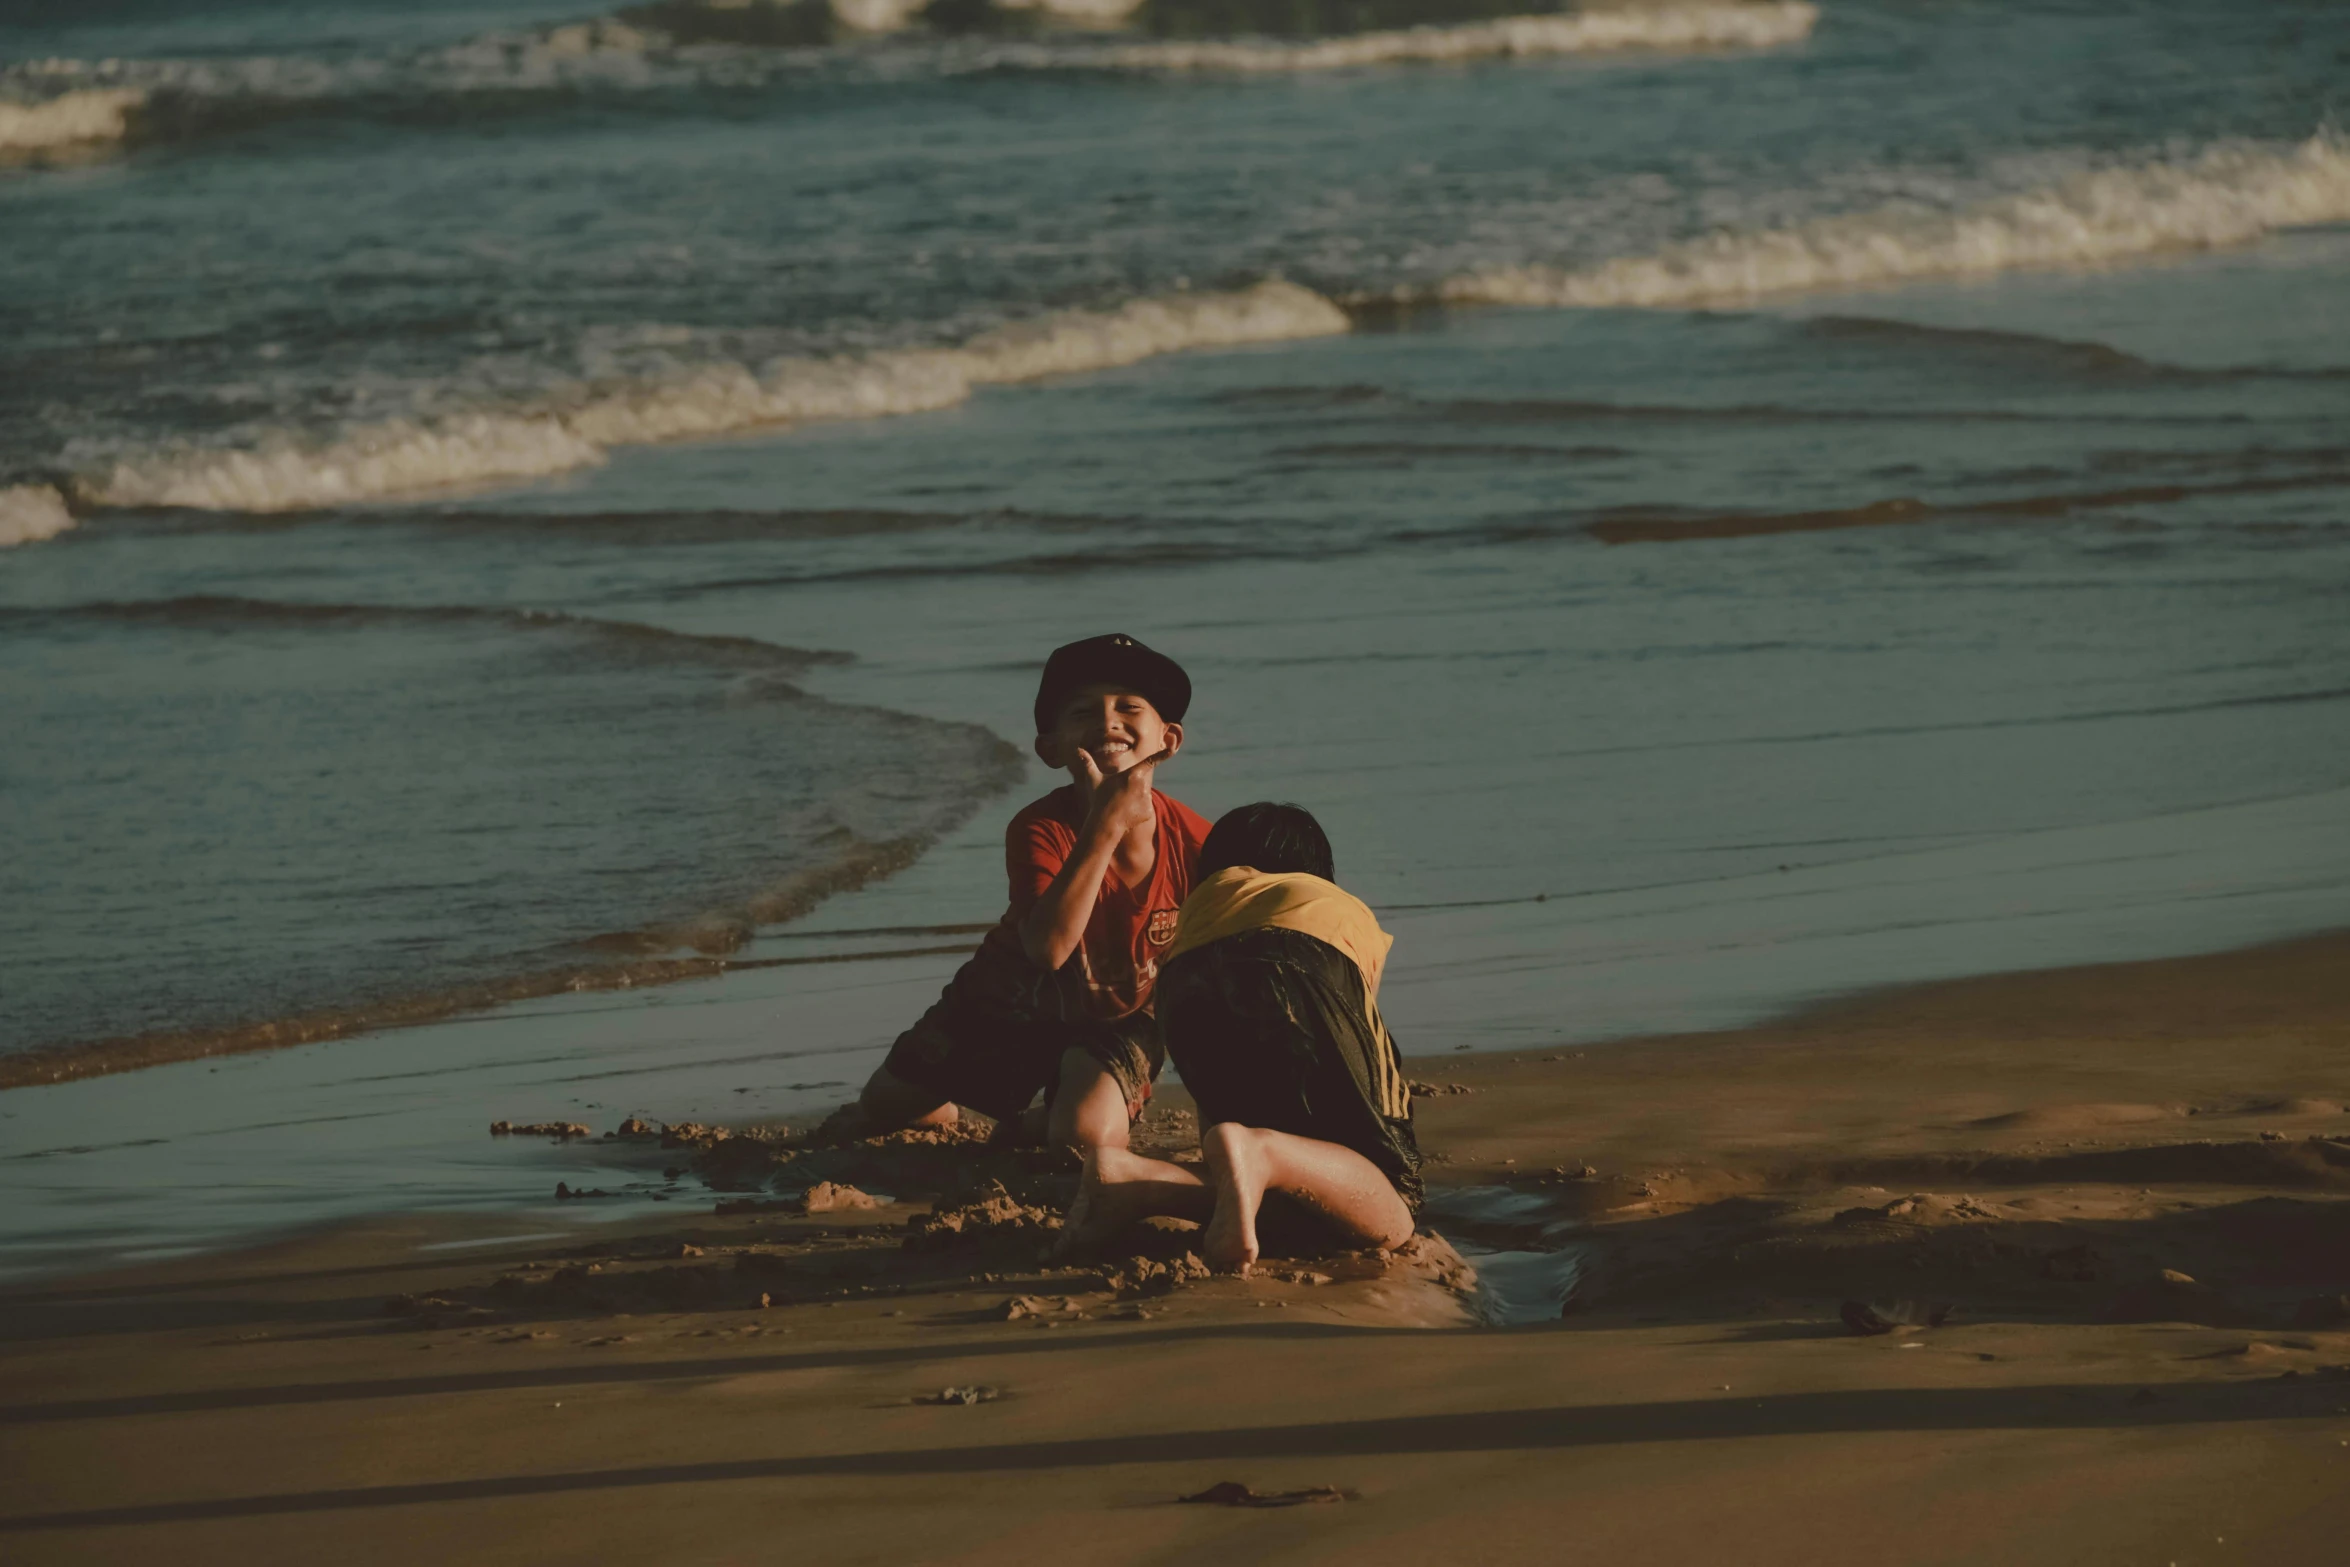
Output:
[
  {"xmin": 1043, "ymin": 1011, "xmax": 1164, "ymax": 1150},
  {"xmin": 1052, "ymin": 1144, "xmax": 1211, "ymax": 1259},
  {"xmin": 860, "ymin": 977, "xmax": 1060, "ymax": 1136},
  {"xmin": 1044, "ymin": 1050, "xmax": 1130, "ymax": 1151},
  {"xmin": 1200, "ymin": 1121, "xmax": 1414, "ymax": 1276},
  {"xmin": 856, "ymin": 1065, "xmax": 959, "ymax": 1132}
]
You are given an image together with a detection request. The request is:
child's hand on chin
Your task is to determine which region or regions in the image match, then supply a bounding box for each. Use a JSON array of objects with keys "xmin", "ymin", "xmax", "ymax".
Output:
[{"xmin": 1076, "ymin": 742, "xmax": 1171, "ymax": 833}]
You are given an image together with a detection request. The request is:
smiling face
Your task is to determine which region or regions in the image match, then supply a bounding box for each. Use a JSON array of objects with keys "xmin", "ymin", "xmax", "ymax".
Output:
[{"xmin": 1034, "ymin": 683, "xmax": 1182, "ymax": 780}]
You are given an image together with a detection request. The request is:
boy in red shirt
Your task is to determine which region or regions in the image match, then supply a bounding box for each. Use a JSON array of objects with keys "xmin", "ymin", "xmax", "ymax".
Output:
[{"xmin": 857, "ymin": 634, "xmax": 1211, "ymax": 1151}]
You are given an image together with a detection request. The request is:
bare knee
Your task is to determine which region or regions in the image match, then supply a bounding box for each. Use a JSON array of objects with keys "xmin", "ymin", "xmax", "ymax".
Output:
[
  {"xmin": 1048, "ymin": 1052, "xmax": 1130, "ymax": 1150},
  {"xmin": 859, "ymin": 1068, "xmax": 953, "ymax": 1131}
]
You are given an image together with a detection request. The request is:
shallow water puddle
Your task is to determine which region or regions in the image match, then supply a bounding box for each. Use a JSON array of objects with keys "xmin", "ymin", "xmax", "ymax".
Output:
[
  {"xmin": 416, "ymin": 1230, "xmax": 568, "ymax": 1253},
  {"xmin": 1454, "ymin": 1242, "xmax": 1588, "ymax": 1327},
  {"xmin": 1422, "ymin": 1184, "xmax": 1561, "ymax": 1230},
  {"xmin": 1421, "ymin": 1185, "xmax": 1589, "ymax": 1325}
]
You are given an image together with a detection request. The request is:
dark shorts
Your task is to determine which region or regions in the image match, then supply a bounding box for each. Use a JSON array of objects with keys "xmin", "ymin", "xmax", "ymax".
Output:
[
  {"xmin": 1157, "ymin": 926, "xmax": 1423, "ymax": 1211},
  {"xmin": 880, "ymin": 950, "xmax": 1164, "ymax": 1123}
]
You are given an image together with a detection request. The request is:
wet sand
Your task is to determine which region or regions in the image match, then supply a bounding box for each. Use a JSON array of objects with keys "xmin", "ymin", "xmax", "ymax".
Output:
[{"xmin": 5, "ymin": 931, "xmax": 2349, "ymax": 1564}]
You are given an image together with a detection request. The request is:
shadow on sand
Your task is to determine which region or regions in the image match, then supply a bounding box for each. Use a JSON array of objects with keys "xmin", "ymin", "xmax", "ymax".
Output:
[{"xmin": 2, "ymin": 1374, "xmax": 2337, "ymax": 1532}]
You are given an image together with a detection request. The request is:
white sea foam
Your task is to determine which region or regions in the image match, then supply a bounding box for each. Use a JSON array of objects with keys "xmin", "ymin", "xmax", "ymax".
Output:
[
  {"xmin": 4, "ymin": 54, "xmax": 384, "ymax": 117},
  {"xmin": 0, "ymin": 28, "xmax": 751, "ymax": 135},
  {"xmin": 72, "ymin": 282, "xmax": 1348, "ymax": 512},
  {"xmin": 0, "ymin": 485, "xmax": 77, "ymax": 548},
  {"xmin": 55, "ymin": 134, "xmax": 2350, "ymax": 518},
  {"xmin": 536, "ymin": 19, "xmax": 662, "ymax": 56},
  {"xmin": 1062, "ymin": 1, "xmax": 1817, "ymax": 73},
  {"xmin": 0, "ymin": 87, "xmax": 146, "ymax": 150},
  {"xmin": 1432, "ymin": 133, "xmax": 2350, "ymax": 308},
  {"xmin": 0, "ymin": 0, "xmax": 1809, "ymax": 139},
  {"xmin": 996, "ymin": 0, "xmax": 1145, "ymax": 23},
  {"xmin": 831, "ymin": 0, "xmax": 928, "ymax": 32},
  {"xmin": 77, "ymin": 418, "xmax": 608, "ymax": 514}
]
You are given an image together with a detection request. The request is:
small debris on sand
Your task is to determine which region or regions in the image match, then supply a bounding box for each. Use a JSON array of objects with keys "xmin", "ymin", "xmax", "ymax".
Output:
[
  {"xmin": 904, "ymin": 1190, "xmax": 1061, "ymax": 1252},
  {"xmin": 1104, "ymin": 1252, "xmax": 1210, "ymax": 1299},
  {"xmin": 800, "ymin": 1181, "xmax": 880, "ymax": 1215},
  {"xmin": 1000, "ymin": 1294, "xmax": 1084, "ymax": 1321},
  {"xmin": 808, "ymin": 1102, "xmax": 996, "ymax": 1147},
  {"xmin": 382, "ymin": 1293, "xmax": 481, "ymax": 1322},
  {"xmin": 1835, "ymin": 1193, "xmax": 1998, "ymax": 1226},
  {"xmin": 1390, "ymin": 1233, "xmax": 1477, "ymax": 1296},
  {"xmin": 1840, "ymin": 1299, "xmax": 1952, "ymax": 1336},
  {"xmin": 1179, "ymin": 1481, "xmax": 1351, "ymax": 1508},
  {"xmin": 918, "ymin": 1386, "xmax": 1000, "ymax": 1405},
  {"xmin": 490, "ymin": 1121, "xmax": 591, "ymax": 1139},
  {"xmin": 1408, "ymin": 1081, "xmax": 1477, "ymax": 1097}
]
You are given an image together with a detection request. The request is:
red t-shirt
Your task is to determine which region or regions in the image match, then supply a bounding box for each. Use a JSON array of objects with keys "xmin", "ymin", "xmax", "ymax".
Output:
[{"xmin": 975, "ymin": 786, "xmax": 1211, "ymax": 1021}]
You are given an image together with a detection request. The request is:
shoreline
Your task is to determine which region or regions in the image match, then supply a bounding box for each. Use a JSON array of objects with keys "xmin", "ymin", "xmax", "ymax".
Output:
[
  {"xmin": 6, "ymin": 929, "xmax": 2348, "ymax": 1558},
  {"xmin": 0, "ymin": 932, "xmax": 987, "ymax": 1094},
  {"xmin": 18, "ymin": 921, "xmax": 2350, "ymax": 1269},
  {"xmin": 6, "ymin": 844, "xmax": 2345, "ymax": 1283}
]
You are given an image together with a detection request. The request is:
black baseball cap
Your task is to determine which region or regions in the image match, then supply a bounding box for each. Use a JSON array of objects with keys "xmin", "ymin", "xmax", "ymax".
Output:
[{"xmin": 1033, "ymin": 633, "xmax": 1192, "ymax": 734}]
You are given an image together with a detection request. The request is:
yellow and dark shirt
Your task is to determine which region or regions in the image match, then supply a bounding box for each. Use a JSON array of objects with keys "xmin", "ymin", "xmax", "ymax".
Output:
[{"xmin": 1158, "ymin": 868, "xmax": 1420, "ymax": 1202}]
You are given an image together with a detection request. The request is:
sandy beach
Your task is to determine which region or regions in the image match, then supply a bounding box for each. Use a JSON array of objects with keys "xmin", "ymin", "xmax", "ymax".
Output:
[
  {"xmin": 6, "ymin": 929, "xmax": 2346, "ymax": 1564},
  {"xmin": 7, "ymin": 5, "xmax": 2350, "ymax": 1558}
]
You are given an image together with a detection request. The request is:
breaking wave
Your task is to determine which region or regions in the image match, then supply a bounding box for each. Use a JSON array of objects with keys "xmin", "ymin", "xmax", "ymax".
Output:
[
  {"xmin": 1052, "ymin": 1, "xmax": 1816, "ymax": 72},
  {"xmin": 0, "ymin": 23, "xmax": 758, "ymax": 152},
  {"xmin": 0, "ymin": 86, "xmax": 146, "ymax": 151},
  {"xmin": 0, "ymin": 485, "xmax": 77, "ymax": 547},
  {"xmin": 27, "ymin": 134, "xmax": 2350, "ymax": 525},
  {"xmin": 68, "ymin": 281, "xmax": 1348, "ymax": 513},
  {"xmin": 1419, "ymin": 133, "xmax": 2350, "ymax": 309},
  {"xmin": 630, "ymin": 0, "xmax": 1141, "ymax": 38},
  {"xmin": 0, "ymin": 1, "xmax": 1814, "ymax": 155}
]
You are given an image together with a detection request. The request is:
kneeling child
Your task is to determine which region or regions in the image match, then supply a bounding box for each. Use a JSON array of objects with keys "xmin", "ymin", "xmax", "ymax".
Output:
[{"xmin": 1059, "ymin": 802, "xmax": 1420, "ymax": 1272}]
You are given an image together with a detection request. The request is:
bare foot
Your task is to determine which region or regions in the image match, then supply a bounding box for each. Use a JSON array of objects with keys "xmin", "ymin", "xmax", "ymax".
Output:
[
  {"xmin": 1202, "ymin": 1124, "xmax": 1263, "ymax": 1276},
  {"xmin": 1051, "ymin": 1147, "xmax": 1165, "ymax": 1260},
  {"xmin": 1202, "ymin": 1202, "xmax": 1258, "ymax": 1276}
]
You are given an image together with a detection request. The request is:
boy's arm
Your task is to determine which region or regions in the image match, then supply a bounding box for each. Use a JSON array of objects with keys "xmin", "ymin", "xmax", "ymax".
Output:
[{"xmin": 1017, "ymin": 745, "xmax": 1169, "ymax": 971}]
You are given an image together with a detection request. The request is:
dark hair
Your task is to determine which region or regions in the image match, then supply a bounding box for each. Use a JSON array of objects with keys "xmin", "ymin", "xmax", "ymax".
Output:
[{"xmin": 1198, "ymin": 802, "xmax": 1334, "ymax": 882}]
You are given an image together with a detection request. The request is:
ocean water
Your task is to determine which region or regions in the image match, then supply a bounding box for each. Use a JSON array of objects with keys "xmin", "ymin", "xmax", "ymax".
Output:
[{"xmin": 2, "ymin": 0, "xmax": 2347, "ymax": 1271}]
